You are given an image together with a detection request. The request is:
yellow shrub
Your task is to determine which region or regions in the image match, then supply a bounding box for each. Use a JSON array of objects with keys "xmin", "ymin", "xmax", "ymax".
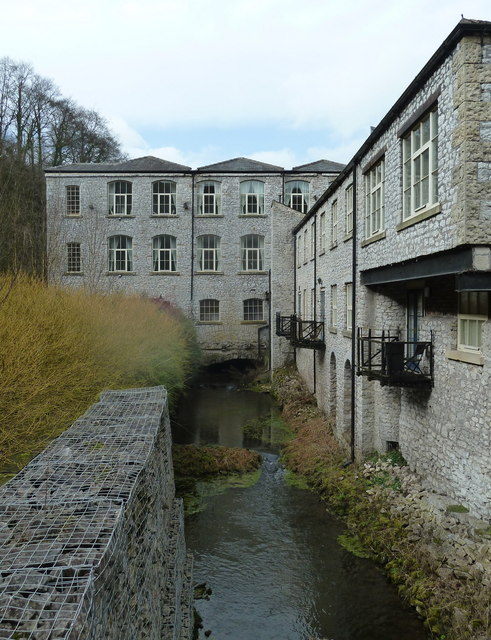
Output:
[{"xmin": 0, "ymin": 275, "xmax": 198, "ymax": 469}]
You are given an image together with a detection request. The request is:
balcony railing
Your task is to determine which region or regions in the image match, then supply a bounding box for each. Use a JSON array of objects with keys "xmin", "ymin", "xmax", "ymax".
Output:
[
  {"xmin": 275, "ymin": 312, "xmax": 294, "ymax": 338},
  {"xmin": 357, "ymin": 328, "xmax": 433, "ymax": 387},
  {"xmin": 276, "ymin": 313, "xmax": 325, "ymax": 350}
]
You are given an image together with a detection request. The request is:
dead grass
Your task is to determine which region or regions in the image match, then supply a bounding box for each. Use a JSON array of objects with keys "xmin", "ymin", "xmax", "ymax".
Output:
[
  {"xmin": 172, "ymin": 444, "xmax": 261, "ymax": 477},
  {"xmin": 0, "ymin": 274, "xmax": 199, "ymax": 470}
]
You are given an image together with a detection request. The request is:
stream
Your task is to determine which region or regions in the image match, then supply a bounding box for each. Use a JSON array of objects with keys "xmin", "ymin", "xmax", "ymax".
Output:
[{"xmin": 173, "ymin": 384, "xmax": 428, "ymax": 640}]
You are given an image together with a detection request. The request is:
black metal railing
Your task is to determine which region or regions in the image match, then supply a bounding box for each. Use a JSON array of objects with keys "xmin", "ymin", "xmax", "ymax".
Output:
[
  {"xmin": 275, "ymin": 313, "xmax": 325, "ymax": 350},
  {"xmin": 357, "ymin": 328, "xmax": 433, "ymax": 387},
  {"xmin": 275, "ymin": 312, "xmax": 294, "ymax": 338}
]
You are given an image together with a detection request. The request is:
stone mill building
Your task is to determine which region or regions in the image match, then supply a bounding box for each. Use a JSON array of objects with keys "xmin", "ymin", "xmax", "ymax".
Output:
[{"xmin": 46, "ymin": 18, "xmax": 491, "ymax": 519}]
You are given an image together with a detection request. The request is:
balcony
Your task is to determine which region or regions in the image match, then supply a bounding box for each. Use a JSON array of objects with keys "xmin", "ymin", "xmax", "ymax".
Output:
[
  {"xmin": 357, "ymin": 328, "xmax": 434, "ymax": 387},
  {"xmin": 275, "ymin": 312, "xmax": 294, "ymax": 338},
  {"xmin": 276, "ymin": 313, "xmax": 325, "ymax": 350}
]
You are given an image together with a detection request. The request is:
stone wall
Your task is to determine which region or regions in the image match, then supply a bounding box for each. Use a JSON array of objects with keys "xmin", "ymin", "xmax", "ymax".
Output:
[
  {"xmin": 0, "ymin": 386, "xmax": 192, "ymax": 640},
  {"xmin": 289, "ymin": 26, "xmax": 491, "ymax": 520},
  {"xmin": 46, "ymin": 164, "xmax": 337, "ymax": 364}
]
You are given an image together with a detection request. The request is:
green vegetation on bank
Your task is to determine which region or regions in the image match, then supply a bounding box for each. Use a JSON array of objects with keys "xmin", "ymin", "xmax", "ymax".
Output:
[
  {"xmin": 0, "ymin": 275, "xmax": 200, "ymax": 473},
  {"xmin": 272, "ymin": 367, "xmax": 490, "ymax": 640}
]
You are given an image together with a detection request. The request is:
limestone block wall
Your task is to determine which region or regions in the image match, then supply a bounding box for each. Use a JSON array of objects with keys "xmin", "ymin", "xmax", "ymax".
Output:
[
  {"xmin": 0, "ymin": 386, "xmax": 192, "ymax": 640},
  {"xmin": 47, "ymin": 166, "xmax": 336, "ymax": 363}
]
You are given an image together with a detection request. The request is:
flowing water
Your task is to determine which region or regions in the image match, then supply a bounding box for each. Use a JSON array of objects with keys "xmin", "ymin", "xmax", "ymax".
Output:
[{"xmin": 173, "ymin": 385, "xmax": 428, "ymax": 640}]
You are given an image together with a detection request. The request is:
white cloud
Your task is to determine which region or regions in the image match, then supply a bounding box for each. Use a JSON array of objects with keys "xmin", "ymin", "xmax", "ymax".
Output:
[{"xmin": 2, "ymin": 0, "xmax": 491, "ymax": 165}]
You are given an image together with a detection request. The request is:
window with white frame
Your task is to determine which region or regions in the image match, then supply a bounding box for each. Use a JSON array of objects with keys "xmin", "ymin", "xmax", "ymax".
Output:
[
  {"xmin": 108, "ymin": 181, "xmax": 132, "ymax": 215},
  {"xmin": 310, "ymin": 221, "xmax": 315, "ymax": 259},
  {"xmin": 152, "ymin": 181, "xmax": 176, "ymax": 215},
  {"xmin": 66, "ymin": 186, "xmax": 80, "ymax": 216},
  {"xmin": 297, "ymin": 235, "xmax": 302, "ymax": 266},
  {"xmin": 285, "ymin": 180, "xmax": 309, "ymax": 213},
  {"xmin": 243, "ymin": 298, "xmax": 264, "ymax": 321},
  {"xmin": 403, "ymin": 107, "xmax": 438, "ymax": 220},
  {"xmin": 240, "ymin": 180, "xmax": 264, "ymax": 215},
  {"xmin": 152, "ymin": 235, "xmax": 177, "ymax": 272},
  {"xmin": 319, "ymin": 212, "xmax": 326, "ymax": 253},
  {"xmin": 458, "ymin": 292, "xmax": 488, "ymax": 352},
  {"xmin": 345, "ymin": 184, "xmax": 353, "ymax": 235},
  {"xmin": 345, "ymin": 282, "xmax": 353, "ymax": 331},
  {"xmin": 331, "ymin": 200, "xmax": 338, "ymax": 247},
  {"xmin": 364, "ymin": 158, "xmax": 384, "ymax": 238},
  {"xmin": 303, "ymin": 228, "xmax": 308, "ymax": 263},
  {"xmin": 197, "ymin": 235, "xmax": 221, "ymax": 271},
  {"xmin": 199, "ymin": 299, "xmax": 220, "ymax": 322},
  {"xmin": 108, "ymin": 235, "xmax": 133, "ymax": 271},
  {"xmin": 241, "ymin": 234, "xmax": 264, "ymax": 271},
  {"xmin": 198, "ymin": 181, "xmax": 221, "ymax": 215},
  {"xmin": 67, "ymin": 242, "xmax": 81, "ymax": 272},
  {"xmin": 330, "ymin": 284, "xmax": 337, "ymax": 326}
]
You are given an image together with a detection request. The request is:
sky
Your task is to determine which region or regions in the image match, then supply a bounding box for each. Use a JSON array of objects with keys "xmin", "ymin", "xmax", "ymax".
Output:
[{"xmin": 2, "ymin": 0, "xmax": 491, "ymax": 169}]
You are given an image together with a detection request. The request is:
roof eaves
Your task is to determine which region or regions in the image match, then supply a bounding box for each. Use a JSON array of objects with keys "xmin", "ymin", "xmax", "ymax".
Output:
[{"xmin": 293, "ymin": 18, "xmax": 491, "ymax": 234}]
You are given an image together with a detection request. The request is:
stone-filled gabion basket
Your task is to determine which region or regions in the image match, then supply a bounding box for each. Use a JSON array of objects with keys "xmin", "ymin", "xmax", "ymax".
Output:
[{"xmin": 0, "ymin": 386, "xmax": 192, "ymax": 640}]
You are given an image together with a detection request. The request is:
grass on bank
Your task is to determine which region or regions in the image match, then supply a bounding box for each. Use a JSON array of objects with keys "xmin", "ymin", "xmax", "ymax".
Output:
[
  {"xmin": 0, "ymin": 274, "xmax": 200, "ymax": 473},
  {"xmin": 271, "ymin": 367, "xmax": 490, "ymax": 640}
]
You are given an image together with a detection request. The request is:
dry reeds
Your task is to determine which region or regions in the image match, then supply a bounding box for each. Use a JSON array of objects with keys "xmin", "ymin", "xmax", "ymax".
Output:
[{"xmin": 0, "ymin": 274, "xmax": 198, "ymax": 470}]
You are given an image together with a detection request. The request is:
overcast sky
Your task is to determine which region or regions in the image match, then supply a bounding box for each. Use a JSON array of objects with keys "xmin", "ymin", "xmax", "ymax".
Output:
[{"xmin": 2, "ymin": 0, "xmax": 491, "ymax": 168}]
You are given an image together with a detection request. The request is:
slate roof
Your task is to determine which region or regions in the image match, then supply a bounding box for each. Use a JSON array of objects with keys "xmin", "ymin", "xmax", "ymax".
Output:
[
  {"xmin": 198, "ymin": 157, "xmax": 284, "ymax": 172},
  {"xmin": 46, "ymin": 156, "xmax": 192, "ymax": 173},
  {"xmin": 292, "ymin": 159, "xmax": 346, "ymax": 172}
]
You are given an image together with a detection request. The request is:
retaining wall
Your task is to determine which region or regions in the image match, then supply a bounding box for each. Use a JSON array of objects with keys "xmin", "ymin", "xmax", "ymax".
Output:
[{"xmin": 0, "ymin": 386, "xmax": 192, "ymax": 640}]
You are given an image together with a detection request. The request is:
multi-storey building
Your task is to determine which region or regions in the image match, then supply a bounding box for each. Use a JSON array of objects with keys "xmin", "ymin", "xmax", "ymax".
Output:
[
  {"xmin": 46, "ymin": 156, "xmax": 342, "ymax": 363},
  {"xmin": 275, "ymin": 18, "xmax": 491, "ymax": 518}
]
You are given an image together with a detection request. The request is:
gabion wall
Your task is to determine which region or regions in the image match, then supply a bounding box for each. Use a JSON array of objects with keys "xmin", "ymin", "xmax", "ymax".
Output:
[{"xmin": 0, "ymin": 386, "xmax": 193, "ymax": 640}]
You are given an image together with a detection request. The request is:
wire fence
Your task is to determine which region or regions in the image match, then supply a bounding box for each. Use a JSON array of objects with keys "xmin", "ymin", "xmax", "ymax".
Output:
[{"xmin": 0, "ymin": 385, "xmax": 189, "ymax": 640}]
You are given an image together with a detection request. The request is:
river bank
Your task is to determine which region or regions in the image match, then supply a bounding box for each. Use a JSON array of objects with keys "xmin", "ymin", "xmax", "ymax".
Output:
[{"xmin": 271, "ymin": 368, "xmax": 491, "ymax": 640}]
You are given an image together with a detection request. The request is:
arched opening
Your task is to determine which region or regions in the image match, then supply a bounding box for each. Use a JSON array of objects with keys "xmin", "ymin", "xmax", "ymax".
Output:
[
  {"xmin": 343, "ymin": 360, "xmax": 352, "ymax": 448},
  {"xmin": 329, "ymin": 352, "xmax": 337, "ymax": 420}
]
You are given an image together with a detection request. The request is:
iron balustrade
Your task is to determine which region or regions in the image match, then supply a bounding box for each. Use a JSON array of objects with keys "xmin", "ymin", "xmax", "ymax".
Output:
[
  {"xmin": 275, "ymin": 313, "xmax": 325, "ymax": 350},
  {"xmin": 275, "ymin": 312, "xmax": 294, "ymax": 338},
  {"xmin": 357, "ymin": 328, "xmax": 434, "ymax": 387}
]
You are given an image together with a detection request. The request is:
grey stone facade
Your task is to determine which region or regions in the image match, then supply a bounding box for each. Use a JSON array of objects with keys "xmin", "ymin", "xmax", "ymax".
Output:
[
  {"xmin": 0, "ymin": 386, "xmax": 192, "ymax": 640},
  {"xmin": 46, "ymin": 157, "xmax": 341, "ymax": 364},
  {"xmin": 282, "ymin": 19, "xmax": 491, "ymax": 519}
]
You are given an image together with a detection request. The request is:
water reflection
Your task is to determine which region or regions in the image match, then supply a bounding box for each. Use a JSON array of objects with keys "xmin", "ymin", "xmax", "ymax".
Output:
[{"xmin": 174, "ymin": 387, "xmax": 428, "ymax": 640}]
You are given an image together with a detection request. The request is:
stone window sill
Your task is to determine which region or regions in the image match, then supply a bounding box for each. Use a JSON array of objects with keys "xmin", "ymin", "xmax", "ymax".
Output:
[
  {"xmin": 150, "ymin": 214, "xmax": 179, "ymax": 218},
  {"xmin": 342, "ymin": 329, "xmax": 352, "ymax": 338},
  {"xmin": 107, "ymin": 215, "xmax": 135, "ymax": 219},
  {"xmin": 65, "ymin": 272, "xmax": 84, "ymax": 276},
  {"xmin": 241, "ymin": 321, "xmax": 267, "ymax": 325},
  {"xmin": 396, "ymin": 203, "xmax": 441, "ymax": 231},
  {"xmin": 150, "ymin": 271, "xmax": 180, "ymax": 276},
  {"xmin": 198, "ymin": 321, "xmax": 222, "ymax": 325},
  {"xmin": 237, "ymin": 271, "xmax": 268, "ymax": 275},
  {"xmin": 344, "ymin": 232, "xmax": 353, "ymax": 242},
  {"xmin": 329, "ymin": 326, "xmax": 337, "ymax": 334},
  {"xmin": 330, "ymin": 242, "xmax": 338, "ymax": 250},
  {"xmin": 194, "ymin": 271, "xmax": 224, "ymax": 275},
  {"xmin": 361, "ymin": 230, "xmax": 386, "ymax": 247},
  {"xmin": 196, "ymin": 214, "xmax": 224, "ymax": 218},
  {"xmin": 64, "ymin": 214, "xmax": 82, "ymax": 219},
  {"xmin": 238, "ymin": 214, "xmax": 266, "ymax": 218},
  {"xmin": 446, "ymin": 349, "xmax": 484, "ymax": 366},
  {"xmin": 106, "ymin": 271, "xmax": 137, "ymax": 276}
]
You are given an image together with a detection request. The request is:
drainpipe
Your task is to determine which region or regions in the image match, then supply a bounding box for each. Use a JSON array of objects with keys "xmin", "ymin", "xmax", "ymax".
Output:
[
  {"xmin": 268, "ymin": 268, "xmax": 272, "ymax": 370},
  {"xmin": 350, "ymin": 166, "xmax": 358, "ymax": 464},
  {"xmin": 293, "ymin": 228, "xmax": 297, "ymax": 366},
  {"xmin": 313, "ymin": 212, "xmax": 317, "ymax": 394},
  {"xmin": 190, "ymin": 173, "xmax": 195, "ymax": 301}
]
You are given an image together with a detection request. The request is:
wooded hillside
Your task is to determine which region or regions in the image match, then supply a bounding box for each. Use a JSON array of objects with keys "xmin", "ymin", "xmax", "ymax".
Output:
[{"xmin": 0, "ymin": 57, "xmax": 125, "ymax": 275}]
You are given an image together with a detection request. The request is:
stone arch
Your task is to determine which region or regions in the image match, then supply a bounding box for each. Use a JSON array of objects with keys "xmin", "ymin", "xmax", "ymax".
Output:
[
  {"xmin": 343, "ymin": 359, "xmax": 352, "ymax": 447},
  {"xmin": 329, "ymin": 352, "xmax": 337, "ymax": 420}
]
